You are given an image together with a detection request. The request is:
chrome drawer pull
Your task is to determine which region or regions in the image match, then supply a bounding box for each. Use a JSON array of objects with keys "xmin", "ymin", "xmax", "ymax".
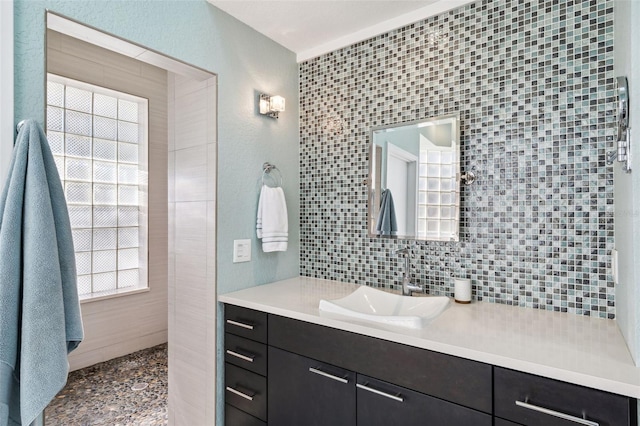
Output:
[
  {"xmin": 226, "ymin": 349, "xmax": 255, "ymax": 363},
  {"xmin": 356, "ymin": 383, "xmax": 404, "ymax": 402},
  {"xmin": 226, "ymin": 386, "xmax": 255, "ymax": 401},
  {"xmin": 308, "ymin": 367, "xmax": 349, "ymax": 384},
  {"xmin": 226, "ymin": 319, "xmax": 254, "ymax": 330},
  {"xmin": 515, "ymin": 400, "xmax": 599, "ymax": 426}
]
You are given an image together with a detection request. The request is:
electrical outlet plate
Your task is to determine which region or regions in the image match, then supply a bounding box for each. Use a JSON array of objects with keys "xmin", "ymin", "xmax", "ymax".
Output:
[{"xmin": 233, "ymin": 239, "xmax": 251, "ymax": 263}]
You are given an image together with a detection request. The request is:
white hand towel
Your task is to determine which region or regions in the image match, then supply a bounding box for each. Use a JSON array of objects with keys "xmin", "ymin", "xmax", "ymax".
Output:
[{"xmin": 256, "ymin": 185, "xmax": 288, "ymax": 252}]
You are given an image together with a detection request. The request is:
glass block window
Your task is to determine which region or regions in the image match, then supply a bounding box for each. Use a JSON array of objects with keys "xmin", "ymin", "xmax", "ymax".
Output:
[
  {"xmin": 46, "ymin": 74, "xmax": 148, "ymax": 300},
  {"xmin": 417, "ymin": 147, "xmax": 459, "ymax": 240}
]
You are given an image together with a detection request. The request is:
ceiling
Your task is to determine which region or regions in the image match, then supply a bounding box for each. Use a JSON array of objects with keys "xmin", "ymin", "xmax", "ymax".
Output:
[{"xmin": 207, "ymin": 0, "xmax": 475, "ymax": 62}]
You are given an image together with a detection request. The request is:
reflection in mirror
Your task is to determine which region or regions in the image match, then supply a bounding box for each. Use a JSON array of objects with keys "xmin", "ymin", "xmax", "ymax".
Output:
[{"xmin": 368, "ymin": 114, "xmax": 460, "ymax": 241}]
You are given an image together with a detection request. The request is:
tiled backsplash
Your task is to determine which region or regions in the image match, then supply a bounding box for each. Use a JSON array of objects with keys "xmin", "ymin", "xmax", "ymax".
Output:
[{"xmin": 299, "ymin": 0, "xmax": 616, "ymax": 318}]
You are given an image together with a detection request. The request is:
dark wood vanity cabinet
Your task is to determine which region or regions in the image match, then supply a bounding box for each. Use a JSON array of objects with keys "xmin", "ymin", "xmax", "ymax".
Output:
[
  {"xmin": 266, "ymin": 314, "xmax": 493, "ymax": 425},
  {"xmin": 494, "ymin": 418, "xmax": 524, "ymax": 426},
  {"xmin": 268, "ymin": 346, "xmax": 356, "ymax": 426},
  {"xmin": 224, "ymin": 305, "xmax": 638, "ymax": 426},
  {"xmin": 494, "ymin": 367, "xmax": 637, "ymax": 426},
  {"xmin": 355, "ymin": 374, "xmax": 491, "ymax": 426},
  {"xmin": 224, "ymin": 306, "xmax": 268, "ymax": 426},
  {"xmin": 225, "ymin": 363, "xmax": 267, "ymax": 421},
  {"xmin": 225, "ymin": 305, "xmax": 268, "ymax": 343},
  {"xmin": 267, "ymin": 345, "xmax": 491, "ymax": 426},
  {"xmin": 268, "ymin": 314, "xmax": 493, "ymax": 414}
]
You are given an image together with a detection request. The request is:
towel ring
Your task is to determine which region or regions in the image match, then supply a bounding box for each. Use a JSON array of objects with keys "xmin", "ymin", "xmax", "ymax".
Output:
[{"xmin": 262, "ymin": 162, "xmax": 283, "ymax": 187}]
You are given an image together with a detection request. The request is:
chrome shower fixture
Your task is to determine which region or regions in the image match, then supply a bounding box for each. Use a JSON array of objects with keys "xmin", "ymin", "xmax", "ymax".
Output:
[{"xmin": 607, "ymin": 76, "xmax": 631, "ymax": 173}]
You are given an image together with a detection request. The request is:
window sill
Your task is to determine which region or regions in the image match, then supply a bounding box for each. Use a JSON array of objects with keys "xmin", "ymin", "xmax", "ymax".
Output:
[{"xmin": 79, "ymin": 286, "xmax": 150, "ymax": 304}]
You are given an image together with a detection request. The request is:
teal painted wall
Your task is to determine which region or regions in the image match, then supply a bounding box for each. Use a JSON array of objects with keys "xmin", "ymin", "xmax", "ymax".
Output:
[
  {"xmin": 613, "ymin": 7, "xmax": 640, "ymax": 423},
  {"xmin": 14, "ymin": 1, "xmax": 299, "ymax": 423},
  {"xmin": 613, "ymin": 0, "xmax": 640, "ymax": 367}
]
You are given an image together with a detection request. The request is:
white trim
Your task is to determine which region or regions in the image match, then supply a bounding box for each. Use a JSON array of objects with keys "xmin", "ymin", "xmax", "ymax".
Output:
[
  {"xmin": 0, "ymin": 0, "xmax": 14, "ymax": 188},
  {"xmin": 80, "ymin": 287, "xmax": 150, "ymax": 304},
  {"xmin": 387, "ymin": 142, "xmax": 419, "ymax": 164},
  {"xmin": 297, "ymin": 0, "xmax": 475, "ymax": 62}
]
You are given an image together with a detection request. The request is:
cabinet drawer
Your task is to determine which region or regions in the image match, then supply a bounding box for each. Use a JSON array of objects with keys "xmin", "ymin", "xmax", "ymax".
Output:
[
  {"xmin": 495, "ymin": 367, "xmax": 635, "ymax": 426},
  {"xmin": 225, "ymin": 404, "xmax": 266, "ymax": 426},
  {"xmin": 225, "ymin": 333, "xmax": 267, "ymax": 376},
  {"xmin": 269, "ymin": 314, "xmax": 492, "ymax": 413},
  {"xmin": 225, "ymin": 363, "xmax": 267, "ymax": 421},
  {"xmin": 269, "ymin": 346, "xmax": 356, "ymax": 426},
  {"xmin": 356, "ymin": 374, "xmax": 492, "ymax": 426},
  {"xmin": 225, "ymin": 305, "xmax": 267, "ymax": 343}
]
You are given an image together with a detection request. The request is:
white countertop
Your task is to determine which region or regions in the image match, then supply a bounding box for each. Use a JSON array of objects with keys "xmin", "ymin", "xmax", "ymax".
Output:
[{"xmin": 218, "ymin": 276, "xmax": 640, "ymax": 398}]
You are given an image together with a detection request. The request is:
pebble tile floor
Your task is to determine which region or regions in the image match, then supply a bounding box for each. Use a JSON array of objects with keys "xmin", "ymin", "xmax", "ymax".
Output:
[{"xmin": 46, "ymin": 344, "xmax": 168, "ymax": 426}]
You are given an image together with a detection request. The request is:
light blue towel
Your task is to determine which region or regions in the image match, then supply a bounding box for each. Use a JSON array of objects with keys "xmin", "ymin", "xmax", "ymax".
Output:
[
  {"xmin": 376, "ymin": 189, "xmax": 398, "ymax": 236},
  {"xmin": 0, "ymin": 120, "xmax": 83, "ymax": 426}
]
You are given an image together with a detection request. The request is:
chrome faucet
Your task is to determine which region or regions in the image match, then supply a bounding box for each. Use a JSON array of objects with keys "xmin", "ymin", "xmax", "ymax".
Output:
[{"xmin": 394, "ymin": 247, "xmax": 423, "ymax": 296}]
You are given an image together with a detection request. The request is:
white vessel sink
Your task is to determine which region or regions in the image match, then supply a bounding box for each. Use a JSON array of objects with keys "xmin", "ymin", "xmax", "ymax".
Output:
[{"xmin": 318, "ymin": 286, "xmax": 450, "ymax": 329}]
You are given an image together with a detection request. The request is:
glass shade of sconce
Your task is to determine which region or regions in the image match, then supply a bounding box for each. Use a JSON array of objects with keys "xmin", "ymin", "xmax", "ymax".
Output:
[
  {"xmin": 270, "ymin": 95, "xmax": 285, "ymax": 112},
  {"xmin": 259, "ymin": 93, "xmax": 285, "ymax": 119}
]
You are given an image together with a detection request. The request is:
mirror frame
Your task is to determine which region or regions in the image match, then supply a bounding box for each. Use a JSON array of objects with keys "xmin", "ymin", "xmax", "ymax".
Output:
[{"xmin": 367, "ymin": 113, "xmax": 460, "ymax": 241}]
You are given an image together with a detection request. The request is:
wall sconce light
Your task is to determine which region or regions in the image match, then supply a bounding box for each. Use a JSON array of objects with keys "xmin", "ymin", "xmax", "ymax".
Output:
[{"xmin": 259, "ymin": 94, "xmax": 285, "ymax": 119}]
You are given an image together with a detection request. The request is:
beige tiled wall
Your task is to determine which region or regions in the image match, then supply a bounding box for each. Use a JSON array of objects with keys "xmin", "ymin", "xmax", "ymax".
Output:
[
  {"xmin": 167, "ymin": 72, "xmax": 217, "ymax": 425},
  {"xmin": 47, "ymin": 29, "xmax": 168, "ymax": 371}
]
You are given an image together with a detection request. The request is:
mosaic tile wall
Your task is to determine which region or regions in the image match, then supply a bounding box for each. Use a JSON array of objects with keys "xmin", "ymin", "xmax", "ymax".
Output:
[{"xmin": 299, "ymin": 0, "xmax": 616, "ymax": 318}]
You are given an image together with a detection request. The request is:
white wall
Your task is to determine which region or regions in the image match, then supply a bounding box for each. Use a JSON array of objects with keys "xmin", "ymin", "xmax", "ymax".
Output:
[
  {"xmin": 167, "ymin": 73, "xmax": 217, "ymax": 425},
  {"xmin": 47, "ymin": 30, "xmax": 169, "ymax": 370},
  {"xmin": 0, "ymin": 0, "xmax": 13, "ymax": 187}
]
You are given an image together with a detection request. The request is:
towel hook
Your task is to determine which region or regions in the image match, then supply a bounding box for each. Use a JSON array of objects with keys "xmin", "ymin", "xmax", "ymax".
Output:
[
  {"xmin": 14, "ymin": 120, "xmax": 28, "ymax": 146},
  {"xmin": 262, "ymin": 162, "xmax": 283, "ymax": 187}
]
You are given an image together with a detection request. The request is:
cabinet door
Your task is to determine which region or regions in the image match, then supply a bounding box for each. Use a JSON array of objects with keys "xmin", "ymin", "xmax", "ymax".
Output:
[
  {"xmin": 356, "ymin": 374, "xmax": 492, "ymax": 426},
  {"xmin": 268, "ymin": 346, "xmax": 356, "ymax": 426}
]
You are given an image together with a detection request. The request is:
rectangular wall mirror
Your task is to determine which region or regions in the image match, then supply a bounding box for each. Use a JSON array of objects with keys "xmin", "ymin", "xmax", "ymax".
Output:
[{"xmin": 368, "ymin": 113, "xmax": 460, "ymax": 241}]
